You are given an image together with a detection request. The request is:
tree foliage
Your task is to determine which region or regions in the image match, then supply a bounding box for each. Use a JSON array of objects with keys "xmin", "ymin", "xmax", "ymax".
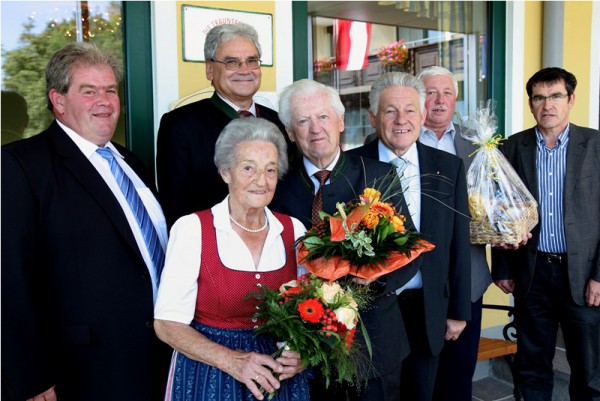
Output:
[{"xmin": 2, "ymin": 3, "xmax": 123, "ymax": 139}]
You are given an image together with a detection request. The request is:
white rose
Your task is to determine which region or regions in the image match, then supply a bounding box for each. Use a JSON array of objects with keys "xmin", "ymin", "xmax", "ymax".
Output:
[
  {"xmin": 334, "ymin": 306, "xmax": 357, "ymax": 330},
  {"xmin": 320, "ymin": 282, "xmax": 343, "ymax": 303}
]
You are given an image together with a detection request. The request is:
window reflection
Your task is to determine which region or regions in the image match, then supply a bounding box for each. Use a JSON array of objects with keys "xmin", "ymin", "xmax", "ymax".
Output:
[
  {"xmin": 309, "ymin": 1, "xmax": 488, "ymax": 149},
  {"xmin": 1, "ymin": 1, "xmax": 124, "ymax": 145}
]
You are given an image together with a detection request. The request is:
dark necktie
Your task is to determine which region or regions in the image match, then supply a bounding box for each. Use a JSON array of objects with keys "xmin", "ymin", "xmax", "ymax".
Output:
[
  {"xmin": 96, "ymin": 148, "xmax": 165, "ymax": 281},
  {"xmin": 311, "ymin": 170, "xmax": 332, "ymax": 223},
  {"xmin": 237, "ymin": 110, "xmax": 254, "ymax": 118}
]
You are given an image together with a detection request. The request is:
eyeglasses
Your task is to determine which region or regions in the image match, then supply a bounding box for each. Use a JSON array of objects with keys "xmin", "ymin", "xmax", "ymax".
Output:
[
  {"xmin": 209, "ymin": 58, "xmax": 262, "ymax": 71},
  {"xmin": 531, "ymin": 93, "xmax": 569, "ymax": 105}
]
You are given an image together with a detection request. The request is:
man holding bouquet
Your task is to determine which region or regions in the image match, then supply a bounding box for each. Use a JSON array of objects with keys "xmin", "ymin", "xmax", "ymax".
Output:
[
  {"xmin": 348, "ymin": 72, "xmax": 471, "ymax": 401},
  {"xmin": 270, "ymin": 79, "xmax": 419, "ymax": 401}
]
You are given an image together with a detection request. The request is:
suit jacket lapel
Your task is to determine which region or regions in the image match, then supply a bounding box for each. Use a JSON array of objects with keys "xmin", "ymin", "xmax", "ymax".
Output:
[
  {"xmin": 417, "ymin": 142, "xmax": 437, "ymax": 233},
  {"xmin": 454, "ymin": 127, "xmax": 478, "ymax": 171},
  {"xmin": 519, "ymin": 128, "xmax": 539, "ymax": 200},
  {"xmin": 564, "ymin": 125, "xmax": 586, "ymax": 202},
  {"xmin": 50, "ymin": 124, "xmax": 146, "ymax": 264}
]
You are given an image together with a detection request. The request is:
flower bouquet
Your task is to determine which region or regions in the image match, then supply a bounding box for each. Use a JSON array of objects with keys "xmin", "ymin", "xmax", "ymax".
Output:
[
  {"xmin": 377, "ymin": 39, "xmax": 408, "ymax": 68},
  {"xmin": 250, "ymin": 273, "xmax": 372, "ymax": 390},
  {"xmin": 297, "ymin": 186, "xmax": 435, "ymax": 281}
]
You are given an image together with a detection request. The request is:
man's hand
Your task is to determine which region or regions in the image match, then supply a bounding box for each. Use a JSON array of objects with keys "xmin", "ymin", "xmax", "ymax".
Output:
[
  {"xmin": 494, "ymin": 232, "xmax": 532, "ymax": 250},
  {"xmin": 585, "ymin": 279, "xmax": 600, "ymax": 307},
  {"xmin": 27, "ymin": 386, "xmax": 57, "ymax": 401},
  {"xmin": 495, "ymin": 279, "xmax": 515, "ymax": 294},
  {"xmin": 352, "ymin": 277, "xmax": 378, "ymax": 286},
  {"xmin": 444, "ymin": 319, "xmax": 466, "ymax": 341}
]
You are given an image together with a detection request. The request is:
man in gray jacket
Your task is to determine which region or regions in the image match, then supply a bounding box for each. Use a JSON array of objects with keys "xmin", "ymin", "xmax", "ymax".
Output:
[
  {"xmin": 493, "ymin": 67, "xmax": 600, "ymax": 401},
  {"xmin": 417, "ymin": 66, "xmax": 492, "ymax": 401}
]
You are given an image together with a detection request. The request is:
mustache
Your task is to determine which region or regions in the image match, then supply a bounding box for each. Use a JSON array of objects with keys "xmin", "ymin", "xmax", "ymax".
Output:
[{"xmin": 430, "ymin": 105, "xmax": 448, "ymax": 112}]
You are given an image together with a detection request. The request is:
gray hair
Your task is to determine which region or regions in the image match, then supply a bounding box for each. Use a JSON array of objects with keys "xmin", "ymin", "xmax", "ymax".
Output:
[
  {"xmin": 204, "ymin": 23, "xmax": 262, "ymax": 60},
  {"xmin": 369, "ymin": 72, "xmax": 425, "ymax": 115},
  {"xmin": 417, "ymin": 66, "xmax": 459, "ymax": 99},
  {"xmin": 214, "ymin": 118, "xmax": 288, "ymax": 178},
  {"xmin": 278, "ymin": 79, "xmax": 345, "ymax": 128},
  {"xmin": 45, "ymin": 42, "xmax": 122, "ymax": 111}
]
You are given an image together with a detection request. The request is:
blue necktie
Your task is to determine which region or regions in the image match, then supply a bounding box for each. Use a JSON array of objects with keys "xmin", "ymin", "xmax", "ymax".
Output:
[{"xmin": 96, "ymin": 148, "xmax": 165, "ymax": 281}]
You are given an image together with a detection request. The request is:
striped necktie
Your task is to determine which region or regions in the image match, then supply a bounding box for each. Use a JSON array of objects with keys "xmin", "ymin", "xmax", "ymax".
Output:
[
  {"xmin": 237, "ymin": 110, "xmax": 254, "ymax": 118},
  {"xmin": 391, "ymin": 157, "xmax": 408, "ymax": 191},
  {"xmin": 96, "ymin": 147, "xmax": 165, "ymax": 280},
  {"xmin": 311, "ymin": 170, "xmax": 331, "ymax": 223}
]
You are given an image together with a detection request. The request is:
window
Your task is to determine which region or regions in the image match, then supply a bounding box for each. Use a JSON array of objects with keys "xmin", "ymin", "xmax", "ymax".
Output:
[
  {"xmin": 1, "ymin": 1, "xmax": 125, "ymax": 145},
  {"xmin": 308, "ymin": 1, "xmax": 489, "ymax": 149}
]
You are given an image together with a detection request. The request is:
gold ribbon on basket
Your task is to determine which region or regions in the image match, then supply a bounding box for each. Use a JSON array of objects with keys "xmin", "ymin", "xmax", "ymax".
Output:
[{"xmin": 470, "ymin": 134, "xmax": 506, "ymax": 182}]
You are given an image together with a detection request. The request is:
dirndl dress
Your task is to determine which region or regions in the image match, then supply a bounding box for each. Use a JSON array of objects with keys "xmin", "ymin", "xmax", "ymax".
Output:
[{"xmin": 164, "ymin": 210, "xmax": 310, "ymax": 401}]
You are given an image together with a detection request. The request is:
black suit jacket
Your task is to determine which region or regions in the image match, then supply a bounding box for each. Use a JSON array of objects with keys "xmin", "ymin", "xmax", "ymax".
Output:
[
  {"xmin": 270, "ymin": 152, "xmax": 417, "ymax": 379},
  {"xmin": 492, "ymin": 124, "xmax": 600, "ymax": 305},
  {"xmin": 1, "ymin": 122, "xmax": 169, "ymax": 400},
  {"xmin": 348, "ymin": 140, "xmax": 471, "ymax": 355},
  {"xmin": 156, "ymin": 93, "xmax": 290, "ymax": 227}
]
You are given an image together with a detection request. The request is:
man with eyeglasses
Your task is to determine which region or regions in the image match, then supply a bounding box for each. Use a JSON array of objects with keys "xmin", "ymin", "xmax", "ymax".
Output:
[
  {"xmin": 492, "ymin": 67, "xmax": 600, "ymax": 401},
  {"xmin": 157, "ymin": 22, "xmax": 290, "ymax": 227}
]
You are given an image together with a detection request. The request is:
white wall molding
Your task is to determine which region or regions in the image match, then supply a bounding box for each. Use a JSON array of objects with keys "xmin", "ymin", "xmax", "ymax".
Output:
[
  {"xmin": 589, "ymin": 2, "xmax": 600, "ymax": 129},
  {"xmin": 505, "ymin": 2, "xmax": 525, "ymax": 137},
  {"xmin": 151, "ymin": 2, "xmax": 179, "ymax": 134}
]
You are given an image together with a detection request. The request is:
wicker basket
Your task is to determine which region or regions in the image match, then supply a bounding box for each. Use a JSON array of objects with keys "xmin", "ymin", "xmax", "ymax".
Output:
[{"xmin": 470, "ymin": 203, "xmax": 538, "ymax": 245}]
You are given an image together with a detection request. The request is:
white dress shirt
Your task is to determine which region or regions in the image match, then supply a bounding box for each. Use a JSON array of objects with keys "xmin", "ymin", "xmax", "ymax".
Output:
[
  {"xmin": 304, "ymin": 148, "xmax": 341, "ymax": 194},
  {"xmin": 419, "ymin": 122, "xmax": 457, "ymax": 155},
  {"xmin": 218, "ymin": 92, "xmax": 258, "ymax": 116},
  {"xmin": 377, "ymin": 140, "xmax": 423, "ymax": 292},
  {"xmin": 58, "ymin": 120, "xmax": 167, "ymax": 303},
  {"xmin": 154, "ymin": 196, "xmax": 308, "ymax": 324}
]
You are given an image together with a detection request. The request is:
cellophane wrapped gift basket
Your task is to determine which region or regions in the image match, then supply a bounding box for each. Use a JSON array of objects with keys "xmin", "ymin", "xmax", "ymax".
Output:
[{"xmin": 462, "ymin": 100, "xmax": 538, "ymax": 245}]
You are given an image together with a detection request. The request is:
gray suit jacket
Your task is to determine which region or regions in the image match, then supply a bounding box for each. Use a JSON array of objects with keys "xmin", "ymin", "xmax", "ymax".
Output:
[
  {"xmin": 491, "ymin": 124, "xmax": 600, "ymax": 305},
  {"xmin": 452, "ymin": 126, "xmax": 493, "ymax": 302}
]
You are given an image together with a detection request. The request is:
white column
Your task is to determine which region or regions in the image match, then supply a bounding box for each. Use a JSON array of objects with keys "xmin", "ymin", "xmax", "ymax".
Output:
[{"xmin": 505, "ymin": 1, "xmax": 525, "ymax": 136}]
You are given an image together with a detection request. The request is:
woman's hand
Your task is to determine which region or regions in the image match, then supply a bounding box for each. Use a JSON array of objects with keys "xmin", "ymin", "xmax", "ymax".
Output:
[
  {"xmin": 276, "ymin": 350, "xmax": 306, "ymax": 380},
  {"xmin": 223, "ymin": 349, "xmax": 283, "ymax": 400}
]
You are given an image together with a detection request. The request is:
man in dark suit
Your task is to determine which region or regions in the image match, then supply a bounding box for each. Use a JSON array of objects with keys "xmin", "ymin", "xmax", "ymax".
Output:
[
  {"xmin": 492, "ymin": 67, "xmax": 600, "ymax": 401},
  {"xmin": 269, "ymin": 79, "xmax": 417, "ymax": 401},
  {"xmin": 348, "ymin": 72, "xmax": 471, "ymax": 401},
  {"xmin": 1, "ymin": 43, "xmax": 169, "ymax": 401},
  {"xmin": 416, "ymin": 66, "xmax": 492, "ymax": 401},
  {"xmin": 157, "ymin": 22, "xmax": 290, "ymax": 227}
]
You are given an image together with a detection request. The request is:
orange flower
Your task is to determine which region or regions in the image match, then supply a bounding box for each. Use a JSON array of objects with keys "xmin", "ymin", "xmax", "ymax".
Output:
[
  {"xmin": 298, "ymin": 298, "xmax": 325, "ymax": 323},
  {"xmin": 370, "ymin": 201, "xmax": 395, "ymax": 217},
  {"xmin": 391, "ymin": 215, "xmax": 406, "ymax": 233},
  {"xmin": 360, "ymin": 188, "xmax": 381, "ymax": 204},
  {"xmin": 362, "ymin": 209, "xmax": 380, "ymax": 229}
]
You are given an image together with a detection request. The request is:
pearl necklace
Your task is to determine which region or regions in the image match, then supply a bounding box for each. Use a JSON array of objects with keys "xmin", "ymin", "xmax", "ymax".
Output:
[{"xmin": 229, "ymin": 210, "xmax": 268, "ymax": 233}]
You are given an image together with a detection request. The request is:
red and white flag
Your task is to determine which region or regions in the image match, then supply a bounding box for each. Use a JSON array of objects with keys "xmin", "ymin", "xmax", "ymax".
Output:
[{"xmin": 335, "ymin": 20, "xmax": 372, "ymax": 71}]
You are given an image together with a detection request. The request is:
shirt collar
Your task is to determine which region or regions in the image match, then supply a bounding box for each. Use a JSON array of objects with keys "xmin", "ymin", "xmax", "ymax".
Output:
[
  {"xmin": 378, "ymin": 140, "xmax": 418, "ymax": 166},
  {"xmin": 420, "ymin": 122, "xmax": 456, "ymax": 140},
  {"xmin": 303, "ymin": 147, "xmax": 341, "ymax": 177},
  {"xmin": 217, "ymin": 92, "xmax": 257, "ymax": 116},
  {"xmin": 56, "ymin": 119, "xmax": 122, "ymax": 159},
  {"xmin": 535, "ymin": 123, "xmax": 570, "ymax": 149}
]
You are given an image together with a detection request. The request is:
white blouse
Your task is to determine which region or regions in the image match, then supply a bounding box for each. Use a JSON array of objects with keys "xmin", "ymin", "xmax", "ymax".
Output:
[{"xmin": 154, "ymin": 197, "xmax": 307, "ymax": 324}]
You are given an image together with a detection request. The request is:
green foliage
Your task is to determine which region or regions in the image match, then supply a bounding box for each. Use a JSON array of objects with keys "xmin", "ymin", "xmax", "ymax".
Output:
[
  {"xmin": 247, "ymin": 274, "xmax": 372, "ymax": 389},
  {"xmin": 2, "ymin": 3, "xmax": 123, "ymax": 139}
]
